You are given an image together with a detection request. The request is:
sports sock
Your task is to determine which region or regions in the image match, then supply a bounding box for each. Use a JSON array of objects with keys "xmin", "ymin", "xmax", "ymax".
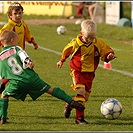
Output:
[
  {"xmin": 0, "ymin": 98, "xmax": 9, "ymax": 119},
  {"xmin": 52, "ymin": 87, "xmax": 72, "ymax": 104},
  {"xmin": 73, "ymin": 94, "xmax": 85, "ymax": 119}
]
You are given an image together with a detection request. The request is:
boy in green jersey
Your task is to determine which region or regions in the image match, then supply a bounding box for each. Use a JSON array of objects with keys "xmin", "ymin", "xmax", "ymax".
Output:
[{"xmin": 0, "ymin": 30, "xmax": 85, "ymax": 124}]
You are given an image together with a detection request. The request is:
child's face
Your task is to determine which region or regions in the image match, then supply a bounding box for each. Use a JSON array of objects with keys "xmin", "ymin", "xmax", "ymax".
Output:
[
  {"xmin": 82, "ymin": 32, "xmax": 96, "ymax": 43},
  {"xmin": 9, "ymin": 9, "xmax": 23, "ymax": 23}
]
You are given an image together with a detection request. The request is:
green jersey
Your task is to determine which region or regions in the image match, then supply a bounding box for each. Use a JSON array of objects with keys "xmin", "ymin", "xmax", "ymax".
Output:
[
  {"xmin": 0, "ymin": 46, "xmax": 51, "ymax": 101},
  {"xmin": 0, "ymin": 46, "xmax": 37, "ymax": 83}
]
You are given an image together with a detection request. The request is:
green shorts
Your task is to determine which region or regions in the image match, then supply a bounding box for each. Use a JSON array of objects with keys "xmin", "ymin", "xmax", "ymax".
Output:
[{"xmin": 3, "ymin": 75, "xmax": 51, "ymax": 101}]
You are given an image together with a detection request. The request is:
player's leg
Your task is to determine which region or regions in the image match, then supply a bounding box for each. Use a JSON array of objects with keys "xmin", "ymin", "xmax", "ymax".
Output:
[
  {"xmin": 0, "ymin": 95, "xmax": 9, "ymax": 124},
  {"xmin": 69, "ymin": 70, "xmax": 94, "ymax": 124},
  {"xmin": 47, "ymin": 87, "xmax": 85, "ymax": 112},
  {"xmin": 0, "ymin": 81, "xmax": 28, "ymax": 124},
  {"xmin": 63, "ymin": 70, "xmax": 87, "ymax": 122},
  {"xmin": 29, "ymin": 76, "xmax": 85, "ymax": 112},
  {"xmin": 75, "ymin": 72, "xmax": 95, "ymax": 124},
  {"xmin": 0, "ymin": 82, "xmax": 21, "ymax": 124},
  {"xmin": 74, "ymin": 88, "xmax": 88, "ymax": 124}
]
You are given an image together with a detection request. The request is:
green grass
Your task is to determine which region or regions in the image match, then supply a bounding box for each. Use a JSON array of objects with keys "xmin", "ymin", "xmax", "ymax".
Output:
[{"xmin": 0, "ymin": 20, "xmax": 133, "ymax": 131}]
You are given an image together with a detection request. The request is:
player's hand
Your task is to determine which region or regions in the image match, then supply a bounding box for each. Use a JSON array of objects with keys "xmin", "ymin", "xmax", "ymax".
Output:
[
  {"xmin": 32, "ymin": 39, "xmax": 38, "ymax": 50},
  {"xmin": 26, "ymin": 61, "xmax": 34, "ymax": 69},
  {"xmin": 107, "ymin": 53, "xmax": 117, "ymax": 61},
  {"xmin": 57, "ymin": 61, "xmax": 63, "ymax": 68},
  {"xmin": 33, "ymin": 43, "xmax": 38, "ymax": 50},
  {"xmin": 34, "ymin": 44, "xmax": 38, "ymax": 50},
  {"xmin": 24, "ymin": 57, "xmax": 34, "ymax": 69}
]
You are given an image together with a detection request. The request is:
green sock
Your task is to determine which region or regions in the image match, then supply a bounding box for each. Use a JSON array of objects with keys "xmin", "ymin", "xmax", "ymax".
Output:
[
  {"xmin": 0, "ymin": 98, "xmax": 9, "ymax": 119},
  {"xmin": 52, "ymin": 87, "xmax": 72, "ymax": 103}
]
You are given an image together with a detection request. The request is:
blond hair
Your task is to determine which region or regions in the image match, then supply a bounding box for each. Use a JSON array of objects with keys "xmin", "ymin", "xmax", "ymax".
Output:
[
  {"xmin": 81, "ymin": 19, "xmax": 97, "ymax": 34},
  {"xmin": 0, "ymin": 30, "xmax": 17, "ymax": 44}
]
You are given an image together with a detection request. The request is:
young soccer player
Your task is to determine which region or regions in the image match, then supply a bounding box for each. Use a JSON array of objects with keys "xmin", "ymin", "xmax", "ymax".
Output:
[
  {"xmin": 0, "ymin": 2, "xmax": 38, "ymax": 49},
  {"xmin": 0, "ymin": 2, "xmax": 38, "ymax": 93},
  {"xmin": 57, "ymin": 19, "xmax": 117, "ymax": 124},
  {"xmin": 0, "ymin": 30, "xmax": 85, "ymax": 124}
]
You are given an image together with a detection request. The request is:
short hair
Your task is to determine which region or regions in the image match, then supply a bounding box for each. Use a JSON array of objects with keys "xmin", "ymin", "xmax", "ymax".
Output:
[
  {"xmin": 7, "ymin": 2, "xmax": 24, "ymax": 18},
  {"xmin": 81, "ymin": 19, "xmax": 97, "ymax": 34},
  {"xmin": 0, "ymin": 30, "xmax": 18, "ymax": 44}
]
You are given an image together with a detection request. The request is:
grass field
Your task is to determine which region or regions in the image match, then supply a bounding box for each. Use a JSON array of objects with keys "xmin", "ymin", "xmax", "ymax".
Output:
[{"xmin": 0, "ymin": 16, "xmax": 133, "ymax": 131}]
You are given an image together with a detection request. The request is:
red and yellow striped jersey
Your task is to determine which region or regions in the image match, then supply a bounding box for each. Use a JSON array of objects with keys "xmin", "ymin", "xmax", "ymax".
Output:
[{"xmin": 60, "ymin": 34, "xmax": 114, "ymax": 72}]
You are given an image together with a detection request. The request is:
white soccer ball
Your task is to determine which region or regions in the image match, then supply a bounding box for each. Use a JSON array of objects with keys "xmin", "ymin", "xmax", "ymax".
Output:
[
  {"xmin": 56, "ymin": 25, "xmax": 67, "ymax": 35},
  {"xmin": 75, "ymin": 19, "xmax": 82, "ymax": 24},
  {"xmin": 100, "ymin": 98, "xmax": 122, "ymax": 120}
]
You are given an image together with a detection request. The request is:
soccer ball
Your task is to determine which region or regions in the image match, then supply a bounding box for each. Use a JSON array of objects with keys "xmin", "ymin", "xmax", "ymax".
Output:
[
  {"xmin": 100, "ymin": 98, "xmax": 122, "ymax": 120},
  {"xmin": 56, "ymin": 25, "xmax": 67, "ymax": 35},
  {"xmin": 75, "ymin": 19, "xmax": 82, "ymax": 24}
]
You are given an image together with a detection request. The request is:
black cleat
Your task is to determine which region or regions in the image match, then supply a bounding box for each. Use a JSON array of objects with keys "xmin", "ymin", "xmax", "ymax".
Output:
[
  {"xmin": 76, "ymin": 116, "xmax": 88, "ymax": 124},
  {"xmin": 64, "ymin": 102, "xmax": 72, "ymax": 118},
  {"xmin": 70, "ymin": 100, "xmax": 85, "ymax": 112}
]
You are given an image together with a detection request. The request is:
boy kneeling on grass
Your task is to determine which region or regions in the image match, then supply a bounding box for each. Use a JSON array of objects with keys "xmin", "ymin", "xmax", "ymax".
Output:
[{"xmin": 0, "ymin": 30, "xmax": 85, "ymax": 124}]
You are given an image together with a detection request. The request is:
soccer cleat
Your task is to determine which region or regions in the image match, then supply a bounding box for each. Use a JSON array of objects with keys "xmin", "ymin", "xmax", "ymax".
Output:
[
  {"xmin": 70, "ymin": 100, "xmax": 85, "ymax": 112},
  {"xmin": 0, "ymin": 118, "xmax": 7, "ymax": 124},
  {"xmin": 75, "ymin": 116, "xmax": 88, "ymax": 124},
  {"xmin": 64, "ymin": 102, "xmax": 72, "ymax": 118}
]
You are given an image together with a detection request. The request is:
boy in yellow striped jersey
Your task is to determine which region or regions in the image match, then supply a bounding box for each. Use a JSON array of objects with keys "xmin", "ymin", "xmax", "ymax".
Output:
[{"xmin": 57, "ymin": 19, "xmax": 116, "ymax": 124}]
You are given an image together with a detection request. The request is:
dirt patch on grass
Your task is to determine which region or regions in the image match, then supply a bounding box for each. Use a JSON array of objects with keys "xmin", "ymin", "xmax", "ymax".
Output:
[{"xmin": 24, "ymin": 18, "xmax": 82, "ymax": 25}]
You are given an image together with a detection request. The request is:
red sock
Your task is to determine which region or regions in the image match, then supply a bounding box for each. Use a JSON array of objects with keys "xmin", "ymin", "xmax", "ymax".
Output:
[
  {"xmin": 74, "ymin": 95, "xmax": 85, "ymax": 119},
  {"xmin": 76, "ymin": 109, "xmax": 84, "ymax": 119}
]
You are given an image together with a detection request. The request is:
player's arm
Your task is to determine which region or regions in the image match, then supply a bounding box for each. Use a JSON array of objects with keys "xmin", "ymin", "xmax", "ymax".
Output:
[
  {"xmin": 57, "ymin": 44, "xmax": 73, "ymax": 68},
  {"xmin": 23, "ymin": 21, "xmax": 38, "ymax": 50},
  {"xmin": 96, "ymin": 38, "xmax": 116, "ymax": 62},
  {"xmin": 17, "ymin": 46, "xmax": 34, "ymax": 69}
]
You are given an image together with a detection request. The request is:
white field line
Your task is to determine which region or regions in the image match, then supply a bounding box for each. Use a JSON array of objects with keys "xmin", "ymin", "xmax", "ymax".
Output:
[
  {"xmin": 28, "ymin": 44, "xmax": 133, "ymax": 78},
  {"xmin": 112, "ymin": 47, "xmax": 131, "ymax": 52}
]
